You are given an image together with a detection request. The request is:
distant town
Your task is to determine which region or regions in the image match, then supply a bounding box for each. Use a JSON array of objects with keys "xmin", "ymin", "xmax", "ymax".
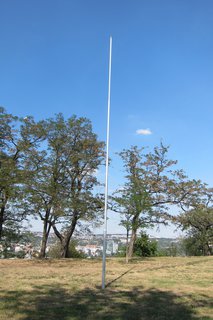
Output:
[{"xmin": 0, "ymin": 232, "xmax": 180, "ymax": 259}]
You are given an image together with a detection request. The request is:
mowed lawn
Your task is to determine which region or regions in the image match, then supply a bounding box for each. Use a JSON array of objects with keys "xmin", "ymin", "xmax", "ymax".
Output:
[{"xmin": 0, "ymin": 257, "xmax": 212, "ymax": 320}]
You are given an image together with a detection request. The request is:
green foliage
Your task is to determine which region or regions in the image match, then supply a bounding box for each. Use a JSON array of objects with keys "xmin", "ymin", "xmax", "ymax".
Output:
[
  {"xmin": 112, "ymin": 143, "xmax": 203, "ymax": 260},
  {"xmin": 48, "ymin": 240, "xmax": 86, "ymax": 259},
  {"xmin": 1, "ymin": 107, "xmax": 212, "ymax": 261},
  {"xmin": 0, "ymin": 219, "xmax": 27, "ymax": 258},
  {"xmin": 23, "ymin": 113, "xmax": 105, "ymax": 258},
  {"xmin": 181, "ymin": 236, "xmax": 204, "ymax": 256},
  {"xmin": 1, "ymin": 108, "xmax": 105, "ymax": 258},
  {"xmin": 134, "ymin": 233, "xmax": 158, "ymax": 257},
  {"xmin": 156, "ymin": 240, "xmax": 184, "ymax": 257},
  {"xmin": 0, "ymin": 107, "xmax": 45, "ymax": 244},
  {"xmin": 178, "ymin": 207, "xmax": 213, "ymax": 256}
]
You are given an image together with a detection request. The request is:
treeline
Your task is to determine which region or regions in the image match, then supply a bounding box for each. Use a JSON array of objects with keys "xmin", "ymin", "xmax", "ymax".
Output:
[
  {"xmin": 0, "ymin": 107, "xmax": 212, "ymax": 260},
  {"xmin": 118, "ymin": 233, "xmax": 212, "ymax": 258}
]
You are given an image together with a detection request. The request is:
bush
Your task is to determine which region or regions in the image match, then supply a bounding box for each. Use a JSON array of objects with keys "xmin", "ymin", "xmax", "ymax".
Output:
[
  {"xmin": 134, "ymin": 233, "xmax": 158, "ymax": 257},
  {"xmin": 48, "ymin": 240, "xmax": 86, "ymax": 259}
]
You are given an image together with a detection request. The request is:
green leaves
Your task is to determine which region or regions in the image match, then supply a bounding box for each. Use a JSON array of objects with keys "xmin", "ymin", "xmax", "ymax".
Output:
[
  {"xmin": 178, "ymin": 206, "xmax": 213, "ymax": 255},
  {"xmin": 0, "ymin": 109, "xmax": 105, "ymax": 257},
  {"xmin": 112, "ymin": 144, "xmax": 211, "ymax": 260}
]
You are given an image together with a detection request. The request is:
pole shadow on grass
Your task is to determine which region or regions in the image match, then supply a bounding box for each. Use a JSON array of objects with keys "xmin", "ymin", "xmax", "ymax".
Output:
[
  {"xmin": 1, "ymin": 285, "xmax": 212, "ymax": 320},
  {"xmin": 106, "ymin": 267, "xmax": 135, "ymax": 288}
]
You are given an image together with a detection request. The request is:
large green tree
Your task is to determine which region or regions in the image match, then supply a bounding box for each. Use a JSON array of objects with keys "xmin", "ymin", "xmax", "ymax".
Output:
[
  {"xmin": 25, "ymin": 114, "xmax": 105, "ymax": 258},
  {"xmin": 0, "ymin": 107, "xmax": 45, "ymax": 244},
  {"xmin": 178, "ymin": 204, "xmax": 213, "ymax": 256},
  {"xmin": 112, "ymin": 144, "xmax": 204, "ymax": 262},
  {"xmin": 49, "ymin": 114, "xmax": 105, "ymax": 258},
  {"xmin": 24, "ymin": 146, "xmax": 62, "ymax": 258}
]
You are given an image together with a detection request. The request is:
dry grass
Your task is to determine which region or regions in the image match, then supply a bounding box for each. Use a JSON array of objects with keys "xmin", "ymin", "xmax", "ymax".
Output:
[{"xmin": 0, "ymin": 256, "xmax": 212, "ymax": 319}]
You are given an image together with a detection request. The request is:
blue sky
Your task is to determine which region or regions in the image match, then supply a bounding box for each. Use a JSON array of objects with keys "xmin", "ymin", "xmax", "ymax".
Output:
[{"xmin": 1, "ymin": 0, "xmax": 213, "ymax": 237}]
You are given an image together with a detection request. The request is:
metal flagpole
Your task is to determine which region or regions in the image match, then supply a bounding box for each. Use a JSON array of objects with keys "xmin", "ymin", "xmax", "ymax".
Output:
[{"xmin": 102, "ymin": 36, "xmax": 112, "ymax": 290}]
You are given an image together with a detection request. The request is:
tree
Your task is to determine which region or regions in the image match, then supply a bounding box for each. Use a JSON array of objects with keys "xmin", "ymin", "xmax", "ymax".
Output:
[
  {"xmin": 0, "ymin": 107, "xmax": 20, "ymax": 240},
  {"xmin": 25, "ymin": 114, "xmax": 105, "ymax": 258},
  {"xmin": 0, "ymin": 107, "xmax": 45, "ymax": 243},
  {"xmin": 178, "ymin": 206, "xmax": 213, "ymax": 256},
  {"xmin": 24, "ymin": 141, "xmax": 64, "ymax": 258},
  {"xmin": 119, "ymin": 213, "xmax": 132, "ymax": 262},
  {"xmin": 134, "ymin": 233, "xmax": 158, "ymax": 257},
  {"xmin": 112, "ymin": 144, "xmax": 204, "ymax": 262},
  {"xmin": 49, "ymin": 115, "xmax": 105, "ymax": 258},
  {"xmin": 181, "ymin": 236, "xmax": 203, "ymax": 256}
]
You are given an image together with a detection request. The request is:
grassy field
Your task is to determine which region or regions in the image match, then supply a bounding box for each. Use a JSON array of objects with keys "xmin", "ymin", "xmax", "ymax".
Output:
[{"xmin": 0, "ymin": 256, "xmax": 212, "ymax": 320}]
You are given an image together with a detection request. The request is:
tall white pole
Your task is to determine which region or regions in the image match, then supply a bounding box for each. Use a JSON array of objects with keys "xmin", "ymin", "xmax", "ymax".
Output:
[{"xmin": 102, "ymin": 36, "xmax": 112, "ymax": 290}]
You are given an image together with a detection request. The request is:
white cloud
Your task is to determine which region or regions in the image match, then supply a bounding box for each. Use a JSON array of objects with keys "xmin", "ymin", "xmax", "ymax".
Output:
[{"xmin": 136, "ymin": 128, "xmax": 152, "ymax": 135}]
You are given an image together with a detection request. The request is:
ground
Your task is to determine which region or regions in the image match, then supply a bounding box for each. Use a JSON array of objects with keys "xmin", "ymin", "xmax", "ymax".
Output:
[{"xmin": 0, "ymin": 256, "xmax": 212, "ymax": 319}]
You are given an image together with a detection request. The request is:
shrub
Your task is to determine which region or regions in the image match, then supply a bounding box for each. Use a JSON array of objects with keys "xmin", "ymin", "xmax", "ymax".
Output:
[
  {"xmin": 48, "ymin": 240, "xmax": 86, "ymax": 259},
  {"xmin": 134, "ymin": 233, "xmax": 158, "ymax": 257}
]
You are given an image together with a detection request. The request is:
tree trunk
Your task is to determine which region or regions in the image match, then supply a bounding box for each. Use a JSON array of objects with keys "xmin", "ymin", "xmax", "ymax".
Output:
[
  {"xmin": 60, "ymin": 215, "xmax": 78, "ymax": 258},
  {"xmin": 39, "ymin": 220, "xmax": 51, "ymax": 258},
  {"xmin": 0, "ymin": 206, "xmax": 5, "ymax": 240},
  {"xmin": 52, "ymin": 214, "xmax": 78, "ymax": 258},
  {"xmin": 60, "ymin": 239, "xmax": 70, "ymax": 258},
  {"xmin": 127, "ymin": 228, "xmax": 137, "ymax": 262},
  {"xmin": 206, "ymin": 242, "xmax": 212, "ymax": 255},
  {"xmin": 203, "ymin": 242, "xmax": 211, "ymax": 256},
  {"xmin": 125, "ymin": 228, "xmax": 129, "ymax": 264}
]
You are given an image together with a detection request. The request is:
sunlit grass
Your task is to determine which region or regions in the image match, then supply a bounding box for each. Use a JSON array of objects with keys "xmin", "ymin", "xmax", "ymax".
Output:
[{"xmin": 0, "ymin": 257, "xmax": 212, "ymax": 319}]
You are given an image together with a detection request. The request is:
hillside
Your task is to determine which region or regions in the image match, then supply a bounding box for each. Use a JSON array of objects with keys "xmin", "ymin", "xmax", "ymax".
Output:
[{"xmin": 0, "ymin": 256, "xmax": 212, "ymax": 319}]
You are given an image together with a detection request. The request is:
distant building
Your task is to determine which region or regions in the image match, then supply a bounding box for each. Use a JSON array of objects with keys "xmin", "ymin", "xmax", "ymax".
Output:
[
  {"xmin": 107, "ymin": 240, "xmax": 119, "ymax": 255},
  {"xmin": 76, "ymin": 244, "xmax": 103, "ymax": 257}
]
